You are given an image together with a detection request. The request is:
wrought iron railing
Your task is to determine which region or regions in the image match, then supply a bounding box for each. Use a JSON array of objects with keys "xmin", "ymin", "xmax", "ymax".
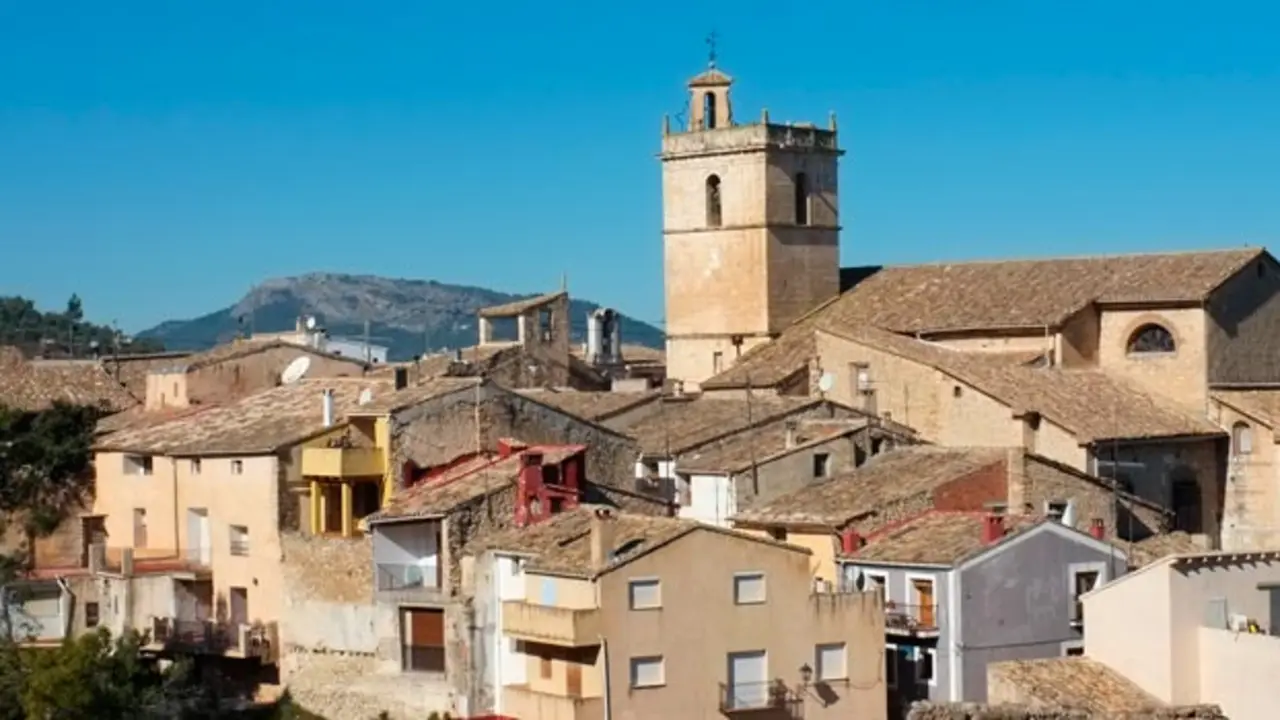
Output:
[
  {"xmin": 884, "ymin": 602, "xmax": 940, "ymax": 632},
  {"xmin": 718, "ymin": 679, "xmax": 797, "ymax": 713}
]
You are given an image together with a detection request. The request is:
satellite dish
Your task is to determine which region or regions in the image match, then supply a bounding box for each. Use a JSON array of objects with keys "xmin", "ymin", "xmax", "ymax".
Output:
[
  {"xmin": 281, "ymin": 356, "xmax": 312, "ymax": 385},
  {"xmin": 817, "ymin": 371, "xmax": 835, "ymax": 394},
  {"xmin": 305, "ymin": 316, "xmax": 317, "ymax": 330},
  {"xmin": 1061, "ymin": 500, "xmax": 1077, "ymax": 528},
  {"xmin": 357, "ymin": 388, "xmax": 373, "ymax": 405}
]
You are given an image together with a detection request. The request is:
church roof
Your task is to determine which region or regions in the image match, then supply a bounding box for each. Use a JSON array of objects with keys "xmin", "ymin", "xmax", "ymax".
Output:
[{"xmin": 688, "ymin": 67, "xmax": 733, "ymax": 87}]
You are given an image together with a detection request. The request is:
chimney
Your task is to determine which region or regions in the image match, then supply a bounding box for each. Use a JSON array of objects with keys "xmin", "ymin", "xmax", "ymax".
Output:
[
  {"xmin": 515, "ymin": 451, "xmax": 544, "ymax": 526},
  {"xmin": 1005, "ymin": 447, "xmax": 1027, "ymax": 516},
  {"xmin": 839, "ymin": 527, "xmax": 863, "ymax": 555},
  {"xmin": 590, "ymin": 507, "xmax": 618, "ymax": 571},
  {"xmin": 393, "ymin": 367, "xmax": 409, "ymax": 391},
  {"xmin": 321, "ymin": 388, "xmax": 335, "ymax": 427},
  {"xmin": 982, "ymin": 513, "xmax": 1005, "ymax": 545},
  {"xmin": 121, "ymin": 547, "xmax": 135, "ymax": 577},
  {"xmin": 1089, "ymin": 518, "xmax": 1105, "ymax": 540},
  {"xmin": 784, "ymin": 420, "xmax": 799, "ymax": 449}
]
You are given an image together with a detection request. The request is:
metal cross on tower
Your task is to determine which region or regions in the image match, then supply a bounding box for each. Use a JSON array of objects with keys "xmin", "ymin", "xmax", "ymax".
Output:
[{"xmin": 706, "ymin": 31, "xmax": 718, "ymax": 68}]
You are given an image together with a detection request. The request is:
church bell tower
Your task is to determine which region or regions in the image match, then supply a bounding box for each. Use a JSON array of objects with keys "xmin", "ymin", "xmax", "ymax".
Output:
[{"xmin": 659, "ymin": 51, "xmax": 843, "ymax": 388}]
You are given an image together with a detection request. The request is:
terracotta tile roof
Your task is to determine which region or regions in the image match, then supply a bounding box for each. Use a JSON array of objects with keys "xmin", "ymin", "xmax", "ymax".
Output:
[
  {"xmin": 94, "ymin": 377, "xmax": 392, "ymax": 456},
  {"xmin": 515, "ymin": 389, "xmax": 661, "ymax": 423},
  {"xmin": 814, "ymin": 324, "xmax": 1219, "ymax": 443},
  {"xmin": 368, "ymin": 445, "xmax": 584, "ymax": 522},
  {"xmin": 477, "ymin": 291, "xmax": 566, "ymax": 318},
  {"xmin": 617, "ymin": 395, "xmax": 829, "ymax": 456},
  {"xmin": 824, "ymin": 247, "xmax": 1263, "ymax": 335},
  {"xmin": 988, "ymin": 657, "xmax": 1166, "ymax": 714},
  {"xmin": 0, "ymin": 353, "xmax": 139, "ymax": 413},
  {"xmin": 100, "ymin": 352, "xmax": 193, "ymax": 397},
  {"xmin": 1211, "ymin": 389, "xmax": 1280, "ymax": 427},
  {"xmin": 95, "ymin": 403, "xmax": 215, "ymax": 436},
  {"xmin": 473, "ymin": 507, "xmax": 805, "ymax": 579},
  {"xmin": 688, "ymin": 68, "xmax": 733, "ymax": 87},
  {"xmin": 1127, "ymin": 531, "xmax": 1208, "ymax": 567},
  {"xmin": 678, "ymin": 418, "xmax": 869, "ymax": 474},
  {"xmin": 345, "ymin": 377, "xmax": 483, "ymax": 415},
  {"xmin": 704, "ymin": 247, "xmax": 1265, "ymax": 389},
  {"xmin": 733, "ymin": 446, "xmax": 1006, "ymax": 528},
  {"xmin": 169, "ymin": 339, "xmax": 366, "ymax": 373},
  {"xmin": 848, "ymin": 510, "xmax": 1040, "ymax": 566}
]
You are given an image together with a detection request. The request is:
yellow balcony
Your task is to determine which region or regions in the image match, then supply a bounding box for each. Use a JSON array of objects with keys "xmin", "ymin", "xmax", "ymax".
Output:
[
  {"xmin": 501, "ymin": 601, "xmax": 602, "ymax": 647},
  {"xmin": 301, "ymin": 447, "xmax": 385, "ymax": 478},
  {"xmin": 503, "ymin": 685, "xmax": 603, "ymax": 720}
]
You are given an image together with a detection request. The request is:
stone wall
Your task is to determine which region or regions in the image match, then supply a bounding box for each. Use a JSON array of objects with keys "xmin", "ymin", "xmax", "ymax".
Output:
[
  {"xmin": 906, "ymin": 702, "xmax": 1227, "ymax": 720},
  {"xmin": 185, "ymin": 344, "xmax": 366, "ymax": 405}
]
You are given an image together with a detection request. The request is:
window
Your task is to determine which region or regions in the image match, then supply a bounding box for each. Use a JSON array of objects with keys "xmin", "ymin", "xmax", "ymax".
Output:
[
  {"xmin": 864, "ymin": 572, "xmax": 887, "ymax": 601},
  {"xmin": 953, "ymin": 385, "xmax": 963, "ymax": 398},
  {"xmin": 915, "ymin": 648, "xmax": 935, "ymax": 685},
  {"xmin": 1046, "ymin": 501, "xmax": 1068, "ymax": 521},
  {"xmin": 812, "ymin": 453, "xmax": 831, "ymax": 478},
  {"xmin": 884, "ymin": 645, "xmax": 898, "ymax": 688},
  {"xmin": 1233, "ymin": 421, "xmax": 1253, "ymax": 456},
  {"xmin": 229, "ymin": 525, "xmax": 249, "ymax": 556},
  {"xmin": 1126, "ymin": 323, "xmax": 1176, "ymax": 354},
  {"xmin": 230, "ymin": 460, "xmax": 244, "ymax": 475},
  {"xmin": 794, "ymin": 172, "xmax": 810, "ymax": 225},
  {"xmin": 401, "ymin": 607, "xmax": 446, "ymax": 673},
  {"xmin": 768, "ymin": 527, "xmax": 787, "ymax": 542},
  {"xmin": 712, "ymin": 351, "xmax": 724, "ymax": 375},
  {"xmin": 85, "ymin": 602, "xmax": 100, "ymax": 628},
  {"xmin": 124, "ymin": 455, "xmax": 153, "ymax": 476},
  {"xmin": 1063, "ymin": 643, "xmax": 1084, "ymax": 657},
  {"xmin": 733, "ymin": 572, "xmax": 767, "ymax": 605},
  {"xmin": 538, "ymin": 308, "xmax": 553, "ymax": 342},
  {"xmin": 1072, "ymin": 569, "xmax": 1100, "ymax": 622},
  {"xmin": 628, "ymin": 578, "xmax": 661, "ymax": 610},
  {"xmin": 630, "ymin": 656, "xmax": 665, "ymax": 688},
  {"xmin": 132, "ymin": 509, "xmax": 148, "ymax": 549},
  {"xmin": 190, "ymin": 458, "xmax": 201, "ymax": 475},
  {"xmin": 705, "ymin": 175, "xmax": 723, "ymax": 227},
  {"xmin": 703, "ymin": 91, "xmax": 717, "ymax": 129},
  {"xmin": 815, "ymin": 642, "xmax": 846, "ymax": 681}
]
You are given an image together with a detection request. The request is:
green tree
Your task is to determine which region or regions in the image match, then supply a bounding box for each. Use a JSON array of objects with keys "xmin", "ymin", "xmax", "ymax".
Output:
[{"xmin": 64, "ymin": 294, "xmax": 83, "ymax": 324}]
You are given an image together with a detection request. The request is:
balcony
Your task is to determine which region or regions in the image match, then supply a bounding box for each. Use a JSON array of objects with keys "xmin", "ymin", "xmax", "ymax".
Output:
[
  {"xmin": 884, "ymin": 602, "xmax": 940, "ymax": 636},
  {"xmin": 718, "ymin": 680, "xmax": 802, "ymax": 716},
  {"xmin": 149, "ymin": 617, "xmax": 280, "ymax": 664},
  {"xmin": 301, "ymin": 446, "xmax": 385, "ymax": 478},
  {"xmin": 376, "ymin": 562, "xmax": 444, "ymax": 603},
  {"xmin": 501, "ymin": 601, "xmax": 602, "ymax": 647},
  {"xmin": 503, "ymin": 685, "xmax": 603, "ymax": 720}
]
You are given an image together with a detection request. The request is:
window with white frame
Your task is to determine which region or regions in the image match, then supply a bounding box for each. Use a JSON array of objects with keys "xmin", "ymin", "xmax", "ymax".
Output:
[
  {"xmin": 629, "ymin": 656, "xmax": 664, "ymax": 688},
  {"xmin": 815, "ymin": 642, "xmax": 847, "ymax": 681},
  {"xmin": 733, "ymin": 572, "xmax": 767, "ymax": 605},
  {"xmin": 884, "ymin": 644, "xmax": 898, "ymax": 688},
  {"xmin": 628, "ymin": 578, "xmax": 661, "ymax": 610}
]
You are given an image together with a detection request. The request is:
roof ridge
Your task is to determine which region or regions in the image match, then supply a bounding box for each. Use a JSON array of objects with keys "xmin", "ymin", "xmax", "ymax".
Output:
[{"xmin": 877, "ymin": 245, "xmax": 1263, "ymax": 270}]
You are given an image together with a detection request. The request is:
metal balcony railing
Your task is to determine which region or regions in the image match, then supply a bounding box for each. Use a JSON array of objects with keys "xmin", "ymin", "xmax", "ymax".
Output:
[
  {"xmin": 718, "ymin": 680, "xmax": 800, "ymax": 715},
  {"xmin": 884, "ymin": 602, "xmax": 940, "ymax": 633}
]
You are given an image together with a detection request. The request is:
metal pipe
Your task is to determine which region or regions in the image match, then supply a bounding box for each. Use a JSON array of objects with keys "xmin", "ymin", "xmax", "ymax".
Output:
[{"xmin": 600, "ymin": 634, "xmax": 613, "ymax": 720}]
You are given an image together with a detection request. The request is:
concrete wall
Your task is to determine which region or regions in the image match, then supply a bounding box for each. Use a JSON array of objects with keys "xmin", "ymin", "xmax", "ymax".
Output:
[
  {"xmin": 184, "ymin": 344, "xmax": 366, "ymax": 406},
  {"xmin": 958, "ymin": 526, "xmax": 1123, "ymax": 701},
  {"xmin": 1197, "ymin": 625, "xmax": 1280, "ymax": 720}
]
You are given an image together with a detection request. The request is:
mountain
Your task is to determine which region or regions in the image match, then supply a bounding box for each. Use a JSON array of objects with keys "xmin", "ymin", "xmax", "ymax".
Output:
[{"xmin": 137, "ymin": 273, "xmax": 664, "ymax": 361}]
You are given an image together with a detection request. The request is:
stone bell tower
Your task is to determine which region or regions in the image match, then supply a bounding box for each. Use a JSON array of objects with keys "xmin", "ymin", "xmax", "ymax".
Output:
[{"xmin": 659, "ymin": 56, "xmax": 843, "ymax": 388}]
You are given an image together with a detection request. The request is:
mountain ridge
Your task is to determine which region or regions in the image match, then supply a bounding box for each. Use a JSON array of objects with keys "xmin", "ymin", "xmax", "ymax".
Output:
[{"xmin": 137, "ymin": 273, "xmax": 664, "ymax": 361}]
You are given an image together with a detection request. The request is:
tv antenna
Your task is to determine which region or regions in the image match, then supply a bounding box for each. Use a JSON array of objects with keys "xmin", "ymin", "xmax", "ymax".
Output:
[{"xmin": 280, "ymin": 356, "xmax": 312, "ymax": 385}]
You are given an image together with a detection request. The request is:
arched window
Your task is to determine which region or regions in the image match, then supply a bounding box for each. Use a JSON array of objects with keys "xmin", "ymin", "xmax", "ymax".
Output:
[
  {"xmin": 705, "ymin": 174, "xmax": 722, "ymax": 227},
  {"xmin": 794, "ymin": 172, "xmax": 810, "ymax": 225},
  {"xmin": 703, "ymin": 92, "xmax": 717, "ymax": 129},
  {"xmin": 1126, "ymin": 323, "xmax": 1176, "ymax": 354},
  {"xmin": 1233, "ymin": 421, "xmax": 1254, "ymax": 455}
]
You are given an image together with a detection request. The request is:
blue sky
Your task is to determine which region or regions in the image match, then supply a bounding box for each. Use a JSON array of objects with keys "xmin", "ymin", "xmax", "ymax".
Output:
[{"xmin": 2, "ymin": 1, "xmax": 1280, "ymax": 333}]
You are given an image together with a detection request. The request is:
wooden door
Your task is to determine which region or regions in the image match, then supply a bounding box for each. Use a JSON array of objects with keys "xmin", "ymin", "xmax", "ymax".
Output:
[
  {"xmin": 566, "ymin": 662, "xmax": 582, "ymax": 696},
  {"xmin": 403, "ymin": 608, "xmax": 446, "ymax": 673},
  {"xmin": 913, "ymin": 579, "xmax": 935, "ymax": 626},
  {"xmin": 229, "ymin": 587, "xmax": 249, "ymax": 625}
]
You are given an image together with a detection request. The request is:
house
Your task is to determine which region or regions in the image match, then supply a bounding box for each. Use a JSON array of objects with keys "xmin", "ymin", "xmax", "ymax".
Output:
[
  {"xmin": 516, "ymin": 388, "xmax": 663, "ymax": 427},
  {"xmin": 466, "ymin": 506, "xmax": 888, "ymax": 720},
  {"xmin": 674, "ymin": 415, "xmax": 916, "ymax": 526},
  {"xmin": 0, "ymin": 347, "xmax": 138, "ymax": 413},
  {"xmin": 732, "ymin": 446, "xmax": 1167, "ymax": 584},
  {"xmin": 1079, "ymin": 549, "xmax": 1280, "ymax": 720},
  {"xmin": 90, "ymin": 376, "xmax": 395, "ymax": 677},
  {"xmin": 835, "ymin": 510, "xmax": 1126, "ymax": 714}
]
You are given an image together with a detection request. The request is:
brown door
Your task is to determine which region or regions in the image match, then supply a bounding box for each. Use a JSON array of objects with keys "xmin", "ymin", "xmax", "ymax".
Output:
[
  {"xmin": 566, "ymin": 662, "xmax": 582, "ymax": 696},
  {"xmin": 229, "ymin": 587, "xmax": 249, "ymax": 626},
  {"xmin": 913, "ymin": 579, "xmax": 935, "ymax": 626},
  {"xmin": 133, "ymin": 509, "xmax": 148, "ymax": 549},
  {"xmin": 403, "ymin": 608, "xmax": 446, "ymax": 673}
]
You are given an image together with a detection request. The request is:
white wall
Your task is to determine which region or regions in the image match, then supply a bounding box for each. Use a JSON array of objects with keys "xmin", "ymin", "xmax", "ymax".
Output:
[{"xmin": 677, "ymin": 472, "xmax": 736, "ymax": 526}]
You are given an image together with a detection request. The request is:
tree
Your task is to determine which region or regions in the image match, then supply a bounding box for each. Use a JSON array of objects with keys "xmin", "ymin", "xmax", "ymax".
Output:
[{"xmin": 64, "ymin": 294, "xmax": 83, "ymax": 325}]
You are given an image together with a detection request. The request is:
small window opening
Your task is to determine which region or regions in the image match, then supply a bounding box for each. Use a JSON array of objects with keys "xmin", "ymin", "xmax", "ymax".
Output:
[
  {"xmin": 703, "ymin": 91, "xmax": 717, "ymax": 129},
  {"xmin": 1126, "ymin": 323, "xmax": 1176, "ymax": 354},
  {"xmin": 712, "ymin": 351, "xmax": 723, "ymax": 375},
  {"xmin": 953, "ymin": 385, "xmax": 963, "ymax": 398},
  {"xmin": 794, "ymin": 172, "xmax": 810, "ymax": 225},
  {"xmin": 1233, "ymin": 421, "xmax": 1253, "ymax": 456},
  {"xmin": 705, "ymin": 175, "xmax": 722, "ymax": 228},
  {"xmin": 813, "ymin": 453, "xmax": 831, "ymax": 478},
  {"xmin": 538, "ymin": 308, "xmax": 553, "ymax": 343}
]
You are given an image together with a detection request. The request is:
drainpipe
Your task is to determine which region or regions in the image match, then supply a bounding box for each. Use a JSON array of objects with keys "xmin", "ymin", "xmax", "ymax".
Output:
[
  {"xmin": 55, "ymin": 577, "xmax": 73, "ymax": 639},
  {"xmin": 600, "ymin": 634, "xmax": 613, "ymax": 720}
]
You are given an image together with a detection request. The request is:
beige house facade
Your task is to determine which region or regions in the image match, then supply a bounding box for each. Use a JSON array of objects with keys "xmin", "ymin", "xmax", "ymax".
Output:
[
  {"xmin": 1082, "ymin": 550, "xmax": 1280, "ymax": 720},
  {"xmin": 471, "ymin": 507, "xmax": 887, "ymax": 720}
]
